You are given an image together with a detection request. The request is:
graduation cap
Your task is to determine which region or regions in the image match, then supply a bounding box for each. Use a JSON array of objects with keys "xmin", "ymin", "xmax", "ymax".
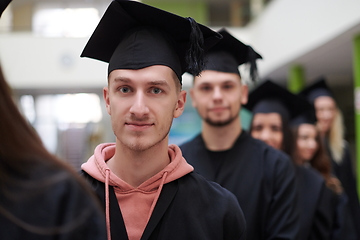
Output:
[
  {"xmin": 243, "ymin": 80, "xmax": 313, "ymax": 121},
  {"xmin": 290, "ymin": 108, "xmax": 317, "ymax": 127},
  {"xmin": 202, "ymin": 28, "xmax": 262, "ymax": 81},
  {"xmin": 81, "ymin": 0, "xmax": 222, "ymax": 84},
  {"xmin": 298, "ymin": 77, "xmax": 334, "ymax": 103},
  {"xmin": 0, "ymin": 0, "xmax": 11, "ymax": 17}
]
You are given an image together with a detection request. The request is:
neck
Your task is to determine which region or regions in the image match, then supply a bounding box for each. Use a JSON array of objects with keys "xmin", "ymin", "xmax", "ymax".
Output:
[
  {"xmin": 107, "ymin": 139, "xmax": 170, "ymax": 188},
  {"xmin": 202, "ymin": 116, "xmax": 242, "ymax": 151},
  {"xmin": 294, "ymin": 157, "xmax": 304, "ymax": 166}
]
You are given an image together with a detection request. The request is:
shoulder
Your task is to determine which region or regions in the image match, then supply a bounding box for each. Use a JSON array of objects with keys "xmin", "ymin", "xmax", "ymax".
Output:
[
  {"xmin": 297, "ymin": 166, "xmax": 324, "ymax": 182},
  {"xmin": 179, "ymin": 134, "xmax": 202, "ymax": 151},
  {"xmin": 2, "ymin": 163, "xmax": 106, "ymax": 239},
  {"xmin": 177, "ymin": 172, "xmax": 246, "ymax": 233},
  {"xmin": 241, "ymin": 132, "xmax": 292, "ymax": 163},
  {"xmin": 178, "ymin": 172, "xmax": 240, "ymax": 206},
  {"xmin": 248, "ymin": 136, "xmax": 295, "ymax": 175}
]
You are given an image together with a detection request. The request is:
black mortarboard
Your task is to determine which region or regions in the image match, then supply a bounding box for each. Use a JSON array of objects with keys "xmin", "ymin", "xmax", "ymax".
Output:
[
  {"xmin": 0, "ymin": 0, "xmax": 11, "ymax": 17},
  {"xmin": 290, "ymin": 108, "xmax": 317, "ymax": 127},
  {"xmin": 202, "ymin": 28, "xmax": 262, "ymax": 81},
  {"xmin": 243, "ymin": 80, "xmax": 313, "ymax": 121},
  {"xmin": 298, "ymin": 77, "xmax": 334, "ymax": 103},
  {"xmin": 81, "ymin": 0, "xmax": 222, "ymax": 84}
]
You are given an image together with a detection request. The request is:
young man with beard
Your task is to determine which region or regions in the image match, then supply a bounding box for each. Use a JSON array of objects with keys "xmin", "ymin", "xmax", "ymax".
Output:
[
  {"xmin": 180, "ymin": 29, "xmax": 300, "ymax": 240},
  {"xmin": 79, "ymin": 1, "xmax": 246, "ymax": 240}
]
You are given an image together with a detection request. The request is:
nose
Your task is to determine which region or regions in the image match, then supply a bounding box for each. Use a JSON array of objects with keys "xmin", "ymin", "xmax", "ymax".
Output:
[
  {"xmin": 259, "ymin": 129, "xmax": 272, "ymax": 143},
  {"xmin": 212, "ymin": 86, "xmax": 223, "ymax": 102},
  {"xmin": 308, "ymin": 139, "xmax": 317, "ymax": 150},
  {"xmin": 129, "ymin": 91, "xmax": 149, "ymax": 117},
  {"xmin": 321, "ymin": 108, "xmax": 333, "ymax": 120}
]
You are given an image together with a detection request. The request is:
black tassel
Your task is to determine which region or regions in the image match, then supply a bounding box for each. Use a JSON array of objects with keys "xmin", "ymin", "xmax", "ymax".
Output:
[
  {"xmin": 248, "ymin": 46, "xmax": 259, "ymax": 82},
  {"xmin": 185, "ymin": 17, "xmax": 205, "ymax": 76}
]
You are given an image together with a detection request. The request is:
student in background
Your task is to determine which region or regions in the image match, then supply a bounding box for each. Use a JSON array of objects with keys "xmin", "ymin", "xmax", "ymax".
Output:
[
  {"xmin": 245, "ymin": 80, "xmax": 336, "ymax": 240},
  {"xmin": 180, "ymin": 29, "xmax": 299, "ymax": 240},
  {"xmin": 299, "ymin": 78, "xmax": 360, "ymax": 239},
  {"xmin": 290, "ymin": 109, "xmax": 359, "ymax": 239}
]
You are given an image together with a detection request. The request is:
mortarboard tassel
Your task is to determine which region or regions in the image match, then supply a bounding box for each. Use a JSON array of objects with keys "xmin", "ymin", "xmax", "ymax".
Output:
[
  {"xmin": 248, "ymin": 46, "xmax": 259, "ymax": 82},
  {"xmin": 185, "ymin": 17, "xmax": 205, "ymax": 77}
]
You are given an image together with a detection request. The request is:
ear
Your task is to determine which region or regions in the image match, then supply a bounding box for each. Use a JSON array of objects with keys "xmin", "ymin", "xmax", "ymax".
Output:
[
  {"xmin": 240, "ymin": 84, "xmax": 249, "ymax": 105},
  {"xmin": 189, "ymin": 88, "xmax": 197, "ymax": 108},
  {"xmin": 103, "ymin": 86, "xmax": 111, "ymax": 115},
  {"xmin": 174, "ymin": 90, "xmax": 187, "ymax": 118}
]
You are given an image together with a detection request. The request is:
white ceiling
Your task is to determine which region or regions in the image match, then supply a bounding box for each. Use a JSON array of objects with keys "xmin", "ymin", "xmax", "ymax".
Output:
[{"xmin": 264, "ymin": 22, "xmax": 360, "ymax": 87}]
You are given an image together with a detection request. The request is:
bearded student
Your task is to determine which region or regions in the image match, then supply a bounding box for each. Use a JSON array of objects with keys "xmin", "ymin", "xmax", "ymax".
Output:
[{"xmin": 180, "ymin": 29, "xmax": 299, "ymax": 240}]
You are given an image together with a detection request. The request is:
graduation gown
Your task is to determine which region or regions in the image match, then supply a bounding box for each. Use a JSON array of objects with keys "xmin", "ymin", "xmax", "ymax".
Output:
[
  {"xmin": 295, "ymin": 166, "xmax": 337, "ymax": 240},
  {"xmin": 81, "ymin": 170, "xmax": 246, "ymax": 240},
  {"xmin": 326, "ymin": 140, "xmax": 360, "ymax": 239},
  {"xmin": 180, "ymin": 131, "xmax": 299, "ymax": 240}
]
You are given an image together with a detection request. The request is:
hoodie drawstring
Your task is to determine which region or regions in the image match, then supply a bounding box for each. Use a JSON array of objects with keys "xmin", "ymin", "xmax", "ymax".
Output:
[
  {"xmin": 148, "ymin": 171, "xmax": 168, "ymax": 219},
  {"xmin": 105, "ymin": 168, "xmax": 111, "ymax": 240}
]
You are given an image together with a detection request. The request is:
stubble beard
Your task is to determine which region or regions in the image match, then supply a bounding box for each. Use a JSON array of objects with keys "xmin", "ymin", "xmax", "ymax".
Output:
[
  {"xmin": 204, "ymin": 113, "xmax": 239, "ymax": 127},
  {"xmin": 115, "ymin": 118, "xmax": 173, "ymax": 153}
]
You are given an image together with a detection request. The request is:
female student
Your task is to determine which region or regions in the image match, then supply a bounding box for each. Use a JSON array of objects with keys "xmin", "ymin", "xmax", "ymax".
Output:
[
  {"xmin": 245, "ymin": 80, "xmax": 337, "ymax": 239},
  {"xmin": 0, "ymin": 65, "xmax": 106, "ymax": 239},
  {"xmin": 299, "ymin": 78, "xmax": 360, "ymax": 239}
]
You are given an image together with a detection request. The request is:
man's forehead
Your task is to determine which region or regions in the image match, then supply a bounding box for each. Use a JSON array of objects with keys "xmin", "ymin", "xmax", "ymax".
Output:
[
  {"xmin": 194, "ymin": 71, "xmax": 241, "ymax": 84},
  {"xmin": 108, "ymin": 67, "xmax": 176, "ymax": 87}
]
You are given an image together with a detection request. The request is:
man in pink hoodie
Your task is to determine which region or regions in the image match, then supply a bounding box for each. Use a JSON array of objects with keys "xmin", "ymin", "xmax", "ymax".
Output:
[{"xmin": 79, "ymin": 1, "xmax": 246, "ymax": 240}]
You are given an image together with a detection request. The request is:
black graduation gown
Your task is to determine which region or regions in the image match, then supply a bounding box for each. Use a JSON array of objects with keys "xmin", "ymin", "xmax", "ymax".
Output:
[
  {"xmin": 295, "ymin": 166, "xmax": 337, "ymax": 240},
  {"xmin": 326, "ymin": 140, "xmax": 360, "ymax": 239},
  {"xmin": 81, "ymin": 170, "xmax": 247, "ymax": 240},
  {"xmin": 180, "ymin": 131, "xmax": 299, "ymax": 240},
  {"xmin": 0, "ymin": 164, "xmax": 107, "ymax": 240}
]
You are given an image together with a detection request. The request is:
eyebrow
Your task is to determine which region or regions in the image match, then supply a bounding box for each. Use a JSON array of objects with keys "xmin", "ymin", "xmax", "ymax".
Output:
[
  {"xmin": 113, "ymin": 77, "xmax": 171, "ymax": 89},
  {"xmin": 198, "ymin": 80, "xmax": 236, "ymax": 85}
]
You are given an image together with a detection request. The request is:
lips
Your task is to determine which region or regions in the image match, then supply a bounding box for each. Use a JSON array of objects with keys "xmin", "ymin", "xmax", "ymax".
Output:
[
  {"xmin": 125, "ymin": 122, "xmax": 154, "ymax": 131},
  {"xmin": 210, "ymin": 107, "xmax": 228, "ymax": 112}
]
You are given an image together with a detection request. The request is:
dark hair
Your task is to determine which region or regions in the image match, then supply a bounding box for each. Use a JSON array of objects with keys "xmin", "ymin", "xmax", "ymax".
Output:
[
  {"xmin": 0, "ymin": 66, "xmax": 70, "ymax": 184},
  {"xmin": 0, "ymin": 65, "xmax": 101, "ymax": 234},
  {"xmin": 281, "ymin": 116, "xmax": 294, "ymax": 156},
  {"xmin": 290, "ymin": 125, "xmax": 331, "ymax": 179},
  {"xmin": 249, "ymin": 112, "xmax": 294, "ymax": 155}
]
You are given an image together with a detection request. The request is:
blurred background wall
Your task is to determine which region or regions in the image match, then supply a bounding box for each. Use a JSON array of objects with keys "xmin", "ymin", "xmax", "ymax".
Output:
[{"xmin": 1, "ymin": 0, "xmax": 360, "ymax": 171}]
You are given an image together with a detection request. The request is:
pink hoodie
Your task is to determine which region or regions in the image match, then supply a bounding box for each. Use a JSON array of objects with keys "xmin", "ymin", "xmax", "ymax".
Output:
[{"xmin": 81, "ymin": 143, "xmax": 193, "ymax": 240}]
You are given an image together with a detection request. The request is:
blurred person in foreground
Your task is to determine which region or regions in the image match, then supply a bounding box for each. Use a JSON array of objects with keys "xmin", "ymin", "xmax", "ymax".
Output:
[
  {"xmin": 0, "ymin": 67, "xmax": 107, "ymax": 239},
  {"xmin": 0, "ymin": 1, "xmax": 106, "ymax": 239},
  {"xmin": 79, "ymin": 1, "xmax": 246, "ymax": 240},
  {"xmin": 180, "ymin": 29, "xmax": 299, "ymax": 240}
]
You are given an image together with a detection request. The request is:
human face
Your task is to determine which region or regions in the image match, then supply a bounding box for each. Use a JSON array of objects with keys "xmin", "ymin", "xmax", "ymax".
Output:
[
  {"xmin": 314, "ymin": 96, "xmax": 336, "ymax": 134},
  {"xmin": 251, "ymin": 113, "xmax": 283, "ymax": 150},
  {"xmin": 296, "ymin": 124, "xmax": 318, "ymax": 162},
  {"xmin": 104, "ymin": 65, "xmax": 186, "ymax": 152},
  {"xmin": 190, "ymin": 70, "xmax": 248, "ymax": 127}
]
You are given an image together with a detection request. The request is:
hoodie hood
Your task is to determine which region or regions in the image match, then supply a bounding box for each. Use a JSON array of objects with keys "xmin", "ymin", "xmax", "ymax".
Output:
[{"xmin": 81, "ymin": 143, "xmax": 193, "ymax": 189}]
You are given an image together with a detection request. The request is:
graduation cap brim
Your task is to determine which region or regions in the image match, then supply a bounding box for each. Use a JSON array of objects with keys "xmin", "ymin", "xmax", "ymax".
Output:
[
  {"xmin": 290, "ymin": 108, "xmax": 317, "ymax": 126},
  {"xmin": 203, "ymin": 28, "xmax": 262, "ymax": 79},
  {"xmin": 80, "ymin": 0, "xmax": 222, "ymax": 75},
  {"xmin": 0, "ymin": 0, "xmax": 11, "ymax": 17},
  {"xmin": 211, "ymin": 28, "xmax": 262, "ymax": 64},
  {"xmin": 298, "ymin": 77, "xmax": 334, "ymax": 103},
  {"xmin": 244, "ymin": 80, "xmax": 313, "ymax": 120}
]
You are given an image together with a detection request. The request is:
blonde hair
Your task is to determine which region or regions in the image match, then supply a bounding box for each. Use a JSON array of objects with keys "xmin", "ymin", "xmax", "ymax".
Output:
[{"xmin": 327, "ymin": 107, "xmax": 345, "ymax": 164}]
